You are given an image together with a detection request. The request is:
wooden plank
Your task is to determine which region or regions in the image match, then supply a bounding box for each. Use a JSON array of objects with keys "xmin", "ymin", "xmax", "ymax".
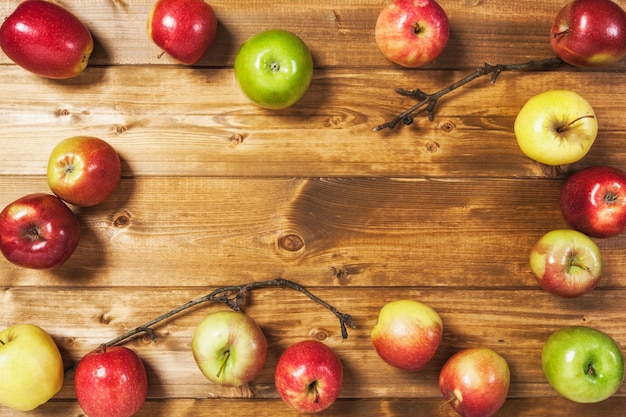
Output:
[
  {"xmin": 3, "ymin": 176, "xmax": 625, "ymax": 289},
  {"xmin": 2, "ymin": 287, "xmax": 625, "ymax": 400},
  {"xmin": 0, "ymin": 66, "xmax": 625, "ymax": 178},
  {"xmin": 0, "ymin": 0, "xmax": 579, "ymax": 69}
]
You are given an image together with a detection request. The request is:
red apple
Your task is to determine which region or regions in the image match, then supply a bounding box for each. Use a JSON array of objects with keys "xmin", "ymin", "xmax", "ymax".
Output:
[
  {"xmin": 375, "ymin": 0, "xmax": 450, "ymax": 68},
  {"xmin": 371, "ymin": 299, "xmax": 443, "ymax": 371},
  {"xmin": 47, "ymin": 136, "xmax": 122, "ymax": 207},
  {"xmin": 560, "ymin": 165, "xmax": 626, "ymax": 238},
  {"xmin": 74, "ymin": 346, "xmax": 148, "ymax": 417},
  {"xmin": 0, "ymin": 193, "xmax": 80, "ymax": 269},
  {"xmin": 274, "ymin": 340, "xmax": 343, "ymax": 414},
  {"xmin": 0, "ymin": 0, "xmax": 93, "ymax": 79},
  {"xmin": 147, "ymin": 0, "xmax": 218, "ymax": 65},
  {"xmin": 550, "ymin": 0, "xmax": 626, "ymax": 67},
  {"xmin": 529, "ymin": 229, "xmax": 603, "ymax": 298},
  {"xmin": 439, "ymin": 348, "xmax": 510, "ymax": 417}
]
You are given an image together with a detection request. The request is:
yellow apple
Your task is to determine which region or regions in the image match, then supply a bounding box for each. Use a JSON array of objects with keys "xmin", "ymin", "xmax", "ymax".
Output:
[
  {"xmin": 0, "ymin": 324, "xmax": 64, "ymax": 411},
  {"xmin": 514, "ymin": 89, "xmax": 598, "ymax": 165}
]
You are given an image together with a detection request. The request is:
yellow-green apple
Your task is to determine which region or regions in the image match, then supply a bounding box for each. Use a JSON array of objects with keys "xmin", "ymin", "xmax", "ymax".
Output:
[
  {"xmin": 0, "ymin": 323, "xmax": 64, "ymax": 411},
  {"xmin": 47, "ymin": 136, "xmax": 122, "ymax": 207},
  {"xmin": 74, "ymin": 346, "xmax": 148, "ymax": 417},
  {"xmin": 0, "ymin": 0, "xmax": 93, "ymax": 79},
  {"xmin": 234, "ymin": 29, "xmax": 313, "ymax": 109},
  {"xmin": 529, "ymin": 229, "xmax": 602, "ymax": 298},
  {"xmin": 371, "ymin": 299, "xmax": 442, "ymax": 371},
  {"xmin": 514, "ymin": 89, "xmax": 597, "ymax": 166},
  {"xmin": 560, "ymin": 165, "xmax": 626, "ymax": 238},
  {"xmin": 375, "ymin": 0, "xmax": 450, "ymax": 68},
  {"xmin": 439, "ymin": 348, "xmax": 510, "ymax": 417},
  {"xmin": 542, "ymin": 326, "xmax": 624, "ymax": 403},
  {"xmin": 551, "ymin": 0, "xmax": 626, "ymax": 68},
  {"xmin": 147, "ymin": 0, "xmax": 218, "ymax": 65},
  {"xmin": 191, "ymin": 310, "xmax": 268, "ymax": 387},
  {"xmin": 0, "ymin": 193, "xmax": 80, "ymax": 269},
  {"xmin": 275, "ymin": 340, "xmax": 343, "ymax": 413}
]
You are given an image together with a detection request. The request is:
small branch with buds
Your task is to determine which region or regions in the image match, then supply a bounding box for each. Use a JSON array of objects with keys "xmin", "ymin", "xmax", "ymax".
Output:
[
  {"xmin": 101, "ymin": 277, "xmax": 357, "ymax": 349},
  {"xmin": 373, "ymin": 57, "xmax": 565, "ymax": 132}
]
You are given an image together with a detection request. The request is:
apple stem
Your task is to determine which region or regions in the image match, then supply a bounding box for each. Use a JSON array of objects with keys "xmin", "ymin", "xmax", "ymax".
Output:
[
  {"xmin": 570, "ymin": 258, "xmax": 590, "ymax": 271},
  {"xmin": 374, "ymin": 57, "xmax": 565, "ymax": 131},
  {"xmin": 309, "ymin": 381, "xmax": 321, "ymax": 404},
  {"xmin": 558, "ymin": 114, "xmax": 595, "ymax": 133},
  {"xmin": 65, "ymin": 278, "xmax": 356, "ymax": 374},
  {"xmin": 216, "ymin": 350, "xmax": 230, "ymax": 379}
]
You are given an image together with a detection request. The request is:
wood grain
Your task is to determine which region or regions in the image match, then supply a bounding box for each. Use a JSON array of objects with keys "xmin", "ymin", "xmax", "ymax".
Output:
[{"xmin": 1, "ymin": 0, "xmax": 626, "ymax": 416}]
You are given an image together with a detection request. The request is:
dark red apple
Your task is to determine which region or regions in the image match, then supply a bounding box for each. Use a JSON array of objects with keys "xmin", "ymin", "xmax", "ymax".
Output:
[
  {"xmin": 560, "ymin": 165, "xmax": 626, "ymax": 238},
  {"xmin": 275, "ymin": 340, "xmax": 343, "ymax": 413},
  {"xmin": 0, "ymin": 193, "xmax": 80, "ymax": 269},
  {"xmin": 550, "ymin": 0, "xmax": 626, "ymax": 67},
  {"xmin": 47, "ymin": 136, "xmax": 122, "ymax": 207},
  {"xmin": 0, "ymin": 0, "xmax": 93, "ymax": 79},
  {"xmin": 147, "ymin": 0, "xmax": 218, "ymax": 65},
  {"xmin": 74, "ymin": 346, "xmax": 148, "ymax": 417}
]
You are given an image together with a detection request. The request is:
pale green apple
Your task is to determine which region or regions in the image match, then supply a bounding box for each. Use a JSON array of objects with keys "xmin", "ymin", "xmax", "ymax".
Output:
[
  {"xmin": 514, "ymin": 89, "xmax": 598, "ymax": 165},
  {"xmin": 542, "ymin": 326, "xmax": 624, "ymax": 403},
  {"xmin": 192, "ymin": 310, "xmax": 268, "ymax": 387},
  {"xmin": 0, "ymin": 323, "xmax": 64, "ymax": 411},
  {"xmin": 234, "ymin": 29, "xmax": 313, "ymax": 109}
]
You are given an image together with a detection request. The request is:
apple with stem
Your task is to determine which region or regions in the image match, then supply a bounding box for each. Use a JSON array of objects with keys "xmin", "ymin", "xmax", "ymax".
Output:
[
  {"xmin": 0, "ymin": 193, "xmax": 81, "ymax": 269},
  {"xmin": 0, "ymin": 0, "xmax": 93, "ymax": 79},
  {"xmin": 275, "ymin": 340, "xmax": 343, "ymax": 413},
  {"xmin": 439, "ymin": 348, "xmax": 510, "ymax": 417},
  {"xmin": 192, "ymin": 310, "xmax": 268, "ymax": 387},
  {"xmin": 550, "ymin": 0, "xmax": 626, "ymax": 68},
  {"xmin": 371, "ymin": 299, "xmax": 442, "ymax": 371},
  {"xmin": 74, "ymin": 346, "xmax": 148, "ymax": 417},
  {"xmin": 0, "ymin": 323, "xmax": 64, "ymax": 411},
  {"xmin": 47, "ymin": 136, "xmax": 122, "ymax": 207},
  {"xmin": 529, "ymin": 229, "xmax": 602, "ymax": 298},
  {"xmin": 514, "ymin": 89, "xmax": 598, "ymax": 166},
  {"xmin": 375, "ymin": 0, "xmax": 450, "ymax": 68},
  {"xmin": 542, "ymin": 326, "xmax": 624, "ymax": 403},
  {"xmin": 147, "ymin": 0, "xmax": 218, "ymax": 65},
  {"xmin": 234, "ymin": 29, "xmax": 313, "ymax": 109},
  {"xmin": 560, "ymin": 165, "xmax": 626, "ymax": 238}
]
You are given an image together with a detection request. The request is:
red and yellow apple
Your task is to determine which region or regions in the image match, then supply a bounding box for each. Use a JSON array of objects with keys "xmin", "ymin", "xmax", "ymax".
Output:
[
  {"xmin": 371, "ymin": 299, "xmax": 443, "ymax": 371},
  {"xmin": 47, "ymin": 136, "xmax": 122, "ymax": 207}
]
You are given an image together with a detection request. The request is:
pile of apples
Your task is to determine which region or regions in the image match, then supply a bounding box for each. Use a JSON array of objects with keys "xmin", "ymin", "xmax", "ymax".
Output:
[{"xmin": 2, "ymin": 0, "xmax": 626, "ymax": 416}]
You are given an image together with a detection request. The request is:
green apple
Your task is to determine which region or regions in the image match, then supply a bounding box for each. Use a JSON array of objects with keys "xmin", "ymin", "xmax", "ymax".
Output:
[
  {"xmin": 542, "ymin": 326, "xmax": 624, "ymax": 403},
  {"xmin": 192, "ymin": 310, "xmax": 268, "ymax": 387},
  {"xmin": 234, "ymin": 29, "xmax": 313, "ymax": 109},
  {"xmin": 514, "ymin": 89, "xmax": 598, "ymax": 165},
  {"xmin": 0, "ymin": 323, "xmax": 64, "ymax": 411}
]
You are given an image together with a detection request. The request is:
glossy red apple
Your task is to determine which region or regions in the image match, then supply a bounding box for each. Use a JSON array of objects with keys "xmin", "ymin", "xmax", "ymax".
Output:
[
  {"xmin": 375, "ymin": 0, "xmax": 450, "ymax": 68},
  {"xmin": 74, "ymin": 346, "xmax": 148, "ymax": 417},
  {"xmin": 47, "ymin": 136, "xmax": 122, "ymax": 207},
  {"xmin": 560, "ymin": 165, "xmax": 626, "ymax": 238},
  {"xmin": 0, "ymin": 0, "xmax": 93, "ymax": 79},
  {"xmin": 439, "ymin": 348, "xmax": 510, "ymax": 417},
  {"xmin": 0, "ymin": 193, "xmax": 80, "ymax": 269},
  {"xmin": 550, "ymin": 0, "xmax": 626, "ymax": 67},
  {"xmin": 275, "ymin": 340, "xmax": 343, "ymax": 413},
  {"xmin": 371, "ymin": 299, "xmax": 443, "ymax": 371},
  {"xmin": 147, "ymin": 0, "xmax": 218, "ymax": 65}
]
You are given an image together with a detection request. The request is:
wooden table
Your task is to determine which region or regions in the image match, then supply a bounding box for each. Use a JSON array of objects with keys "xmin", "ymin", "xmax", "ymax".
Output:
[{"xmin": 2, "ymin": 0, "xmax": 626, "ymax": 415}]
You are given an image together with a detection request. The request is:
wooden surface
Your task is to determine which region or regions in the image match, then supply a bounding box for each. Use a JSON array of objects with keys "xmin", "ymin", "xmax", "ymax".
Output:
[{"xmin": 2, "ymin": 0, "xmax": 626, "ymax": 415}]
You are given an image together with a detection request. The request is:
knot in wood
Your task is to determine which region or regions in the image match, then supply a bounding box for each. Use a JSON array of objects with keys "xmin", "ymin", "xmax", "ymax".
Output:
[
  {"xmin": 439, "ymin": 120, "xmax": 456, "ymax": 133},
  {"xmin": 113, "ymin": 212, "xmax": 131, "ymax": 228},
  {"xmin": 425, "ymin": 141, "xmax": 440, "ymax": 154},
  {"xmin": 278, "ymin": 233, "xmax": 305, "ymax": 251}
]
